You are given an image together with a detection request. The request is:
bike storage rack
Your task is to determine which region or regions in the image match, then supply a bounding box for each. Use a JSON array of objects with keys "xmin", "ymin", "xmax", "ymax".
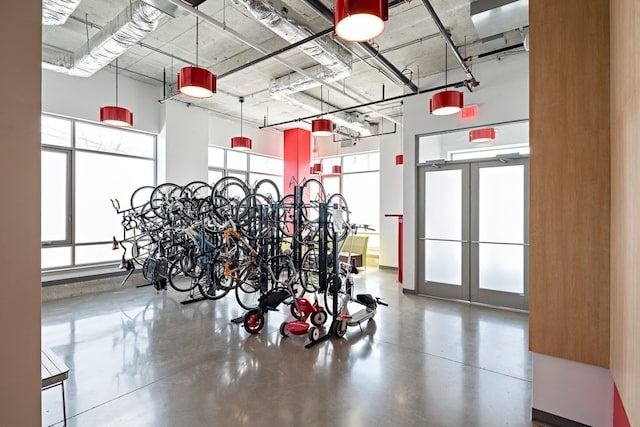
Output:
[{"xmin": 112, "ymin": 177, "xmax": 385, "ymax": 348}]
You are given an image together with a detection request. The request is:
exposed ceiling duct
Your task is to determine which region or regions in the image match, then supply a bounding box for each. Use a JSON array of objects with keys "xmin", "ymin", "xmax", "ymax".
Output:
[
  {"xmin": 269, "ymin": 63, "xmax": 350, "ymax": 97},
  {"xmin": 42, "ymin": 0, "xmax": 82, "ymax": 25},
  {"xmin": 42, "ymin": 1, "xmax": 164, "ymax": 77},
  {"xmin": 470, "ymin": 0, "xmax": 528, "ymax": 40},
  {"xmin": 232, "ymin": 0, "xmax": 352, "ymax": 97}
]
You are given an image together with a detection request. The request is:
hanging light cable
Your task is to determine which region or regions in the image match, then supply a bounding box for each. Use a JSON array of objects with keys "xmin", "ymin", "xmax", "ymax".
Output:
[
  {"xmin": 100, "ymin": 57, "xmax": 133, "ymax": 127},
  {"xmin": 430, "ymin": 40, "xmax": 464, "ymax": 115},
  {"xmin": 312, "ymin": 86, "xmax": 333, "ymax": 136},
  {"xmin": 231, "ymin": 97, "xmax": 252, "ymax": 150},
  {"xmin": 178, "ymin": 14, "xmax": 216, "ymax": 99}
]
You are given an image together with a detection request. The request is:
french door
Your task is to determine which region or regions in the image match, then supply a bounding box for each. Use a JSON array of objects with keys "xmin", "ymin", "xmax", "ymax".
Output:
[{"xmin": 417, "ymin": 158, "xmax": 529, "ymax": 310}]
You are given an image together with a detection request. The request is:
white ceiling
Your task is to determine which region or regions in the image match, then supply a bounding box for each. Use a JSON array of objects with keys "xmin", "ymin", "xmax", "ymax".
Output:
[{"xmin": 42, "ymin": 0, "xmax": 528, "ymax": 132}]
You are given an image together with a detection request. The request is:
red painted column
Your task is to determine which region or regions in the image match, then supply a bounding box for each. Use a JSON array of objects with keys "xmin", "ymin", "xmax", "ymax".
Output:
[{"xmin": 283, "ymin": 128, "xmax": 311, "ymax": 195}]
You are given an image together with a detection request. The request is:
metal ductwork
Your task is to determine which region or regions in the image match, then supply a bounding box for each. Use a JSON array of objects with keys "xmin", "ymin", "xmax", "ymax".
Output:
[
  {"xmin": 43, "ymin": 0, "xmax": 82, "ymax": 25},
  {"xmin": 42, "ymin": 1, "xmax": 164, "ymax": 77},
  {"xmin": 269, "ymin": 64, "xmax": 350, "ymax": 97},
  {"xmin": 279, "ymin": 92, "xmax": 372, "ymax": 137},
  {"xmin": 232, "ymin": 0, "xmax": 352, "ymax": 96}
]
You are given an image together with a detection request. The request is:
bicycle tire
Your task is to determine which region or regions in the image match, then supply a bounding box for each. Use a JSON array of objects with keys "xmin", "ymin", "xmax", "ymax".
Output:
[
  {"xmin": 130, "ymin": 185, "xmax": 154, "ymax": 211},
  {"xmin": 253, "ymin": 178, "xmax": 281, "ymax": 203},
  {"xmin": 150, "ymin": 183, "xmax": 182, "ymax": 219},
  {"xmin": 198, "ymin": 260, "xmax": 232, "ymax": 300},
  {"xmin": 323, "ymin": 273, "xmax": 346, "ymax": 317},
  {"xmin": 236, "ymin": 193, "xmax": 273, "ymax": 240},
  {"xmin": 211, "ymin": 176, "xmax": 249, "ymax": 201},
  {"xmin": 167, "ymin": 260, "xmax": 197, "ymax": 292},
  {"xmin": 234, "ymin": 264, "xmax": 261, "ymax": 311},
  {"xmin": 300, "ymin": 248, "xmax": 320, "ymax": 293}
]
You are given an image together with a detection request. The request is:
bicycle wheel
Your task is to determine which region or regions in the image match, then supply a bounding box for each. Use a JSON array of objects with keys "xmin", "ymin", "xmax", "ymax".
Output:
[
  {"xmin": 150, "ymin": 183, "xmax": 181, "ymax": 219},
  {"xmin": 167, "ymin": 260, "xmax": 197, "ymax": 292},
  {"xmin": 300, "ymin": 248, "xmax": 320, "ymax": 293},
  {"xmin": 271, "ymin": 254, "xmax": 305, "ymax": 299},
  {"xmin": 212, "ymin": 176, "xmax": 249, "ymax": 201},
  {"xmin": 234, "ymin": 264, "xmax": 261, "ymax": 311},
  {"xmin": 327, "ymin": 193, "xmax": 350, "ymax": 241},
  {"xmin": 253, "ymin": 178, "xmax": 281, "ymax": 202},
  {"xmin": 130, "ymin": 185, "xmax": 154, "ymax": 211},
  {"xmin": 323, "ymin": 273, "xmax": 346, "ymax": 317},
  {"xmin": 236, "ymin": 193, "xmax": 273, "ymax": 239},
  {"xmin": 198, "ymin": 260, "xmax": 232, "ymax": 300},
  {"xmin": 301, "ymin": 178, "xmax": 326, "ymax": 222}
]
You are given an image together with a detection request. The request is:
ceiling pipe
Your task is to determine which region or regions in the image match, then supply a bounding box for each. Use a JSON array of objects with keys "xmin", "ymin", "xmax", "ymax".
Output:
[
  {"xmin": 260, "ymin": 79, "xmax": 467, "ymax": 129},
  {"xmin": 420, "ymin": 0, "xmax": 478, "ymax": 88},
  {"xmin": 218, "ymin": 28, "xmax": 333, "ymax": 79},
  {"xmin": 301, "ymin": 0, "xmax": 418, "ymax": 93},
  {"xmin": 166, "ymin": 0, "xmax": 401, "ymax": 125}
]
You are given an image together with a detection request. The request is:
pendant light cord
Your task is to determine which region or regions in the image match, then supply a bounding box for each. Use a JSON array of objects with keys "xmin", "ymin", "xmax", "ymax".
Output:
[
  {"xmin": 195, "ymin": 16, "xmax": 199, "ymax": 67},
  {"xmin": 444, "ymin": 41, "xmax": 448, "ymax": 87},
  {"xmin": 115, "ymin": 58, "xmax": 119, "ymax": 106},
  {"xmin": 239, "ymin": 97, "xmax": 244, "ymax": 137}
]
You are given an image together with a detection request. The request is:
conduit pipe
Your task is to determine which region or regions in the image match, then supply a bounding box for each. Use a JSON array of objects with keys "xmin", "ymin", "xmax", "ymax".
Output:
[
  {"xmin": 420, "ymin": 0, "xmax": 478, "ymax": 87},
  {"xmin": 166, "ymin": 0, "xmax": 401, "ymax": 125},
  {"xmin": 260, "ymin": 79, "xmax": 468, "ymax": 129},
  {"xmin": 301, "ymin": 0, "xmax": 418, "ymax": 93}
]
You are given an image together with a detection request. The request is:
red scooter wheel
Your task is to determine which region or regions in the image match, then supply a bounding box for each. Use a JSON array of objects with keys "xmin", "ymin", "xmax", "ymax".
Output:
[{"xmin": 243, "ymin": 309, "xmax": 265, "ymax": 334}]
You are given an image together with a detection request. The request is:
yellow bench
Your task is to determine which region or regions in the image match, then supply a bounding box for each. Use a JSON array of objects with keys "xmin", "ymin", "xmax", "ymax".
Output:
[{"xmin": 338, "ymin": 235, "xmax": 369, "ymax": 268}]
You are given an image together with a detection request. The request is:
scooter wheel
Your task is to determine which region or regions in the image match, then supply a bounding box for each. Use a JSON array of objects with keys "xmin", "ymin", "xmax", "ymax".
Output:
[
  {"xmin": 331, "ymin": 319, "xmax": 348, "ymax": 338},
  {"xmin": 243, "ymin": 309, "xmax": 265, "ymax": 334},
  {"xmin": 310, "ymin": 310, "xmax": 328, "ymax": 327},
  {"xmin": 308, "ymin": 326, "xmax": 320, "ymax": 341},
  {"xmin": 279, "ymin": 322, "xmax": 288, "ymax": 337}
]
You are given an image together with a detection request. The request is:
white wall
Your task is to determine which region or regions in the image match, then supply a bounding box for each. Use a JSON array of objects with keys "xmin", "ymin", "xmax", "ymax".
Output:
[
  {"xmin": 159, "ymin": 100, "xmax": 209, "ymax": 185},
  {"xmin": 208, "ymin": 114, "xmax": 283, "ymax": 158},
  {"xmin": 533, "ymin": 353, "xmax": 613, "ymax": 426},
  {"xmin": 379, "ymin": 131, "xmax": 403, "ymax": 268},
  {"xmin": 42, "ymin": 68, "xmax": 162, "ymax": 134},
  {"xmin": 402, "ymin": 52, "xmax": 530, "ymax": 291}
]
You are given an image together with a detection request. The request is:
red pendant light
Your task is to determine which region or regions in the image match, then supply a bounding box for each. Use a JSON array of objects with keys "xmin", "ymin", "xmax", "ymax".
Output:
[
  {"xmin": 430, "ymin": 42, "xmax": 464, "ymax": 116},
  {"xmin": 395, "ymin": 154, "xmax": 404, "ymax": 165},
  {"xmin": 430, "ymin": 90, "xmax": 464, "ymax": 115},
  {"xmin": 334, "ymin": 0, "xmax": 389, "ymax": 42},
  {"xmin": 178, "ymin": 66, "xmax": 216, "ymax": 99},
  {"xmin": 231, "ymin": 136, "xmax": 252, "ymax": 150},
  {"xmin": 469, "ymin": 127, "xmax": 496, "ymax": 143},
  {"xmin": 100, "ymin": 106, "xmax": 133, "ymax": 127},
  {"xmin": 313, "ymin": 162, "xmax": 323, "ymax": 174},
  {"xmin": 312, "ymin": 118, "xmax": 333, "ymax": 136},
  {"xmin": 100, "ymin": 58, "xmax": 132, "ymax": 127},
  {"xmin": 332, "ymin": 165, "xmax": 342, "ymax": 174},
  {"xmin": 178, "ymin": 16, "xmax": 216, "ymax": 99},
  {"xmin": 231, "ymin": 97, "xmax": 252, "ymax": 150}
]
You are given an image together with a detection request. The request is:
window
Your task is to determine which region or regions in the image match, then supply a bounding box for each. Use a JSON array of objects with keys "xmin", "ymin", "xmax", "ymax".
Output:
[
  {"xmin": 41, "ymin": 114, "xmax": 156, "ymax": 270},
  {"xmin": 208, "ymin": 147, "xmax": 283, "ymax": 196}
]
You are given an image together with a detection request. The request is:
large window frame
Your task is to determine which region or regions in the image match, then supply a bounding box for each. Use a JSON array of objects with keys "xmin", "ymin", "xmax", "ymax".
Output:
[
  {"xmin": 208, "ymin": 146, "xmax": 283, "ymax": 193},
  {"xmin": 41, "ymin": 114, "xmax": 157, "ymax": 271}
]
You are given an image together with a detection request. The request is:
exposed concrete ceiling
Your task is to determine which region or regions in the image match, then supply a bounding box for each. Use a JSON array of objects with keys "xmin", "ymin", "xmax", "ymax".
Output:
[{"xmin": 41, "ymin": 0, "xmax": 528, "ymax": 131}]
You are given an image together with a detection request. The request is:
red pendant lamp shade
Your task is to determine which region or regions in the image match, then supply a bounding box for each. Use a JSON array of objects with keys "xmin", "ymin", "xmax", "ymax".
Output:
[
  {"xmin": 430, "ymin": 90, "xmax": 464, "ymax": 115},
  {"xmin": 231, "ymin": 136, "xmax": 252, "ymax": 150},
  {"xmin": 311, "ymin": 118, "xmax": 333, "ymax": 136},
  {"xmin": 395, "ymin": 154, "xmax": 404, "ymax": 165},
  {"xmin": 312, "ymin": 162, "xmax": 323, "ymax": 174},
  {"xmin": 100, "ymin": 106, "xmax": 133, "ymax": 127},
  {"xmin": 178, "ymin": 66, "xmax": 216, "ymax": 99},
  {"xmin": 334, "ymin": 0, "xmax": 389, "ymax": 42},
  {"xmin": 469, "ymin": 127, "xmax": 496, "ymax": 143},
  {"xmin": 332, "ymin": 165, "xmax": 342, "ymax": 174}
]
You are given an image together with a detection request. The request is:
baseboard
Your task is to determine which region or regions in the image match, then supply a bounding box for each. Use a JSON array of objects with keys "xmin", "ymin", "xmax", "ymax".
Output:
[
  {"xmin": 402, "ymin": 288, "xmax": 415, "ymax": 294},
  {"xmin": 532, "ymin": 409, "xmax": 591, "ymax": 427},
  {"xmin": 378, "ymin": 265, "xmax": 398, "ymax": 271}
]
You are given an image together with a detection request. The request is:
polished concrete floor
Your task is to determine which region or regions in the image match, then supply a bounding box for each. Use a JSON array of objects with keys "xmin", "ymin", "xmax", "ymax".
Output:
[{"xmin": 42, "ymin": 269, "xmax": 537, "ymax": 427}]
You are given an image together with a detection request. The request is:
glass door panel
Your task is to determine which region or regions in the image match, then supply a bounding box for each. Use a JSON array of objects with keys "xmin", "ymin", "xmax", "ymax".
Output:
[
  {"xmin": 471, "ymin": 160, "xmax": 529, "ymax": 310},
  {"xmin": 418, "ymin": 164, "xmax": 469, "ymax": 300}
]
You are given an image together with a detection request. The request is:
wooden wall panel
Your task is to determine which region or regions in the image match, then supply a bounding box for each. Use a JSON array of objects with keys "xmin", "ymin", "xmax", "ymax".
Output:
[
  {"xmin": 0, "ymin": 3, "xmax": 42, "ymax": 425},
  {"xmin": 529, "ymin": 0, "xmax": 610, "ymax": 367},
  {"xmin": 610, "ymin": 0, "xmax": 640, "ymax": 423}
]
